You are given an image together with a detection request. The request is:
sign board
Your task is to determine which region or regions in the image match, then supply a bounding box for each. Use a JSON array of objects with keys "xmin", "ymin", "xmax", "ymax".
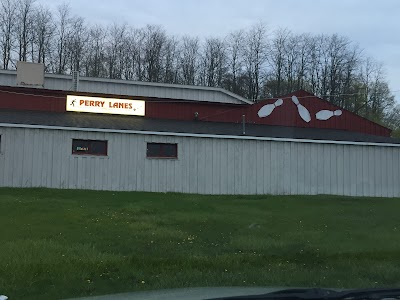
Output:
[
  {"xmin": 17, "ymin": 61, "xmax": 44, "ymax": 87},
  {"xmin": 66, "ymin": 95, "xmax": 145, "ymax": 116}
]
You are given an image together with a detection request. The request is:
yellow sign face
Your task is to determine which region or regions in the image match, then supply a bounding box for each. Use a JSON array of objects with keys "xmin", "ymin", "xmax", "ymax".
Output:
[{"xmin": 66, "ymin": 95, "xmax": 145, "ymax": 116}]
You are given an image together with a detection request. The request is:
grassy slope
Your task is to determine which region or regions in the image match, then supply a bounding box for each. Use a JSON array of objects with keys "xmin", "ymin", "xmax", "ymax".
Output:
[{"xmin": 0, "ymin": 188, "xmax": 400, "ymax": 299}]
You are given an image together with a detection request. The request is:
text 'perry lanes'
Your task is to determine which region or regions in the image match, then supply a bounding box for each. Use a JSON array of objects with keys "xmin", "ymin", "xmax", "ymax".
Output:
[{"xmin": 79, "ymin": 100, "xmax": 134, "ymax": 109}]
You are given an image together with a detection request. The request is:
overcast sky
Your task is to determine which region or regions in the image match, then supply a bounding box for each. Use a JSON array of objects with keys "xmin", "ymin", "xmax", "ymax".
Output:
[{"xmin": 39, "ymin": 0, "xmax": 400, "ymax": 101}]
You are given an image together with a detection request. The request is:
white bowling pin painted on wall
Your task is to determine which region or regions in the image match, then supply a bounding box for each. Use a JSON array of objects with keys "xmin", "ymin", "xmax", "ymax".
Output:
[
  {"xmin": 258, "ymin": 98, "xmax": 283, "ymax": 118},
  {"xmin": 291, "ymin": 96, "xmax": 311, "ymax": 123},
  {"xmin": 316, "ymin": 109, "xmax": 342, "ymax": 120}
]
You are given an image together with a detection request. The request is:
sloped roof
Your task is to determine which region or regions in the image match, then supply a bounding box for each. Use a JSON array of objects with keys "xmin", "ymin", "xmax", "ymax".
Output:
[
  {"xmin": 0, "ymin": 109, "xmax": 398, "ymax": 145},
  {"xmin": 0, "ymin": 69, "xmax": 252, "ymax": 104},
  {"xmin": 249, "ymin": 90, "xmax": 392, "ymax": 137}
]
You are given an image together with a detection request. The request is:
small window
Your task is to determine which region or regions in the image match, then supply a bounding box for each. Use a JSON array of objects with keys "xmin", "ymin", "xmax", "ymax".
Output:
[
  {"xmin": 72, "ymin": 139, "xmax": 107, "ymax": 156},
  {"xmin": 146, "ymin": 143, "xmax": 177, "ymax": 158}
]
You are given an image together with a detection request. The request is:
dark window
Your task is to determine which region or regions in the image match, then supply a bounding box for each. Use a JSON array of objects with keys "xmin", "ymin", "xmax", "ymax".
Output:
[
  {"xmin": 72, "ymin": 139, "xmax": 107, "ymax": 156},
  {"xmin": 146, "ymin": 143, "xmax": 177, "ymax": 158}
]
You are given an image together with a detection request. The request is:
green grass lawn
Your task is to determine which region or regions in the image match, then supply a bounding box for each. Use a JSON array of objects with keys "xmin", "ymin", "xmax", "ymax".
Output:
[{"xmin": 1, "ymin": 189, "xmax": 400, "ymax": 299}]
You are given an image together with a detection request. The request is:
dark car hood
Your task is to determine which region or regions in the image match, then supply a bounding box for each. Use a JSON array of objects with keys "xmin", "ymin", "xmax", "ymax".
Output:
[{"xmin": 65, "ymin": 287, "xmax": 293, "ymax": 300}]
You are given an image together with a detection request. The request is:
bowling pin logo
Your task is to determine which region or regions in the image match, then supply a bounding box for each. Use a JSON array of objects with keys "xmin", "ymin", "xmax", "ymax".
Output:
[
  {"xmin": 258, "ymin": 98, "xmax": 283, "ymax": 118},
  {"xmin": 316, "ymin": 109, "xmax": 342, "ymax": 121},
  {"xmin": 291, "ymin": 96, "xmax": 311, "ymax": 123}
]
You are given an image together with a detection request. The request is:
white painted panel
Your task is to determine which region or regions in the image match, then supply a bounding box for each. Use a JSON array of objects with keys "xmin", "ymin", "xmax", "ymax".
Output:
[
  {"xmin": 171, "ymin": 137, "xmax": 181, "ymax": 193},
  {"xmin": 33, "ymin": 129, "xmax": 45, "ymax": 187},
  {"xmin": 394, "ymin": 149, "xmax": 400, "ymax": 197},
  {"xmin": 255, "ymin": 141, "xmax": 263, "ymax": 194},
  {"xmin": 290, "ymin": 142, "xmax": 299, "ymax": 195},
  {"xmin": 211, "ymin": 138, "xmax": 220, "ymax": 194},
  {"xmin": 219, "ymin": 140, "xmax": 229, "ymax": 194},
  {"xmin": 246, "ymin": 141, "xmax": 257, "ymax": 194},
  {"xmin": 316, "ymin": 144, "xmax": 325, "ymax": 194},
  {"xmin": 2, "ymin": 128, "xmax": 12, "ymax": 186},
  {"xmin": 349, "ymin": 145, "xmax": 357, "ymax": 196},
  {"xmin": 302, "ymin": 143, "xmax": 311, "ymax": 195},
  {"xmin": 310, "ymin": 143, "xmax": 318, "ymax": 195},
  {"xmin": 11, "ymin": 129, "xmax": 24, "ymax": 187},
  {"xmin": 0, "ymin": 126, "xmax": 399, "ymax": 197},
  {"xmin": 360, "ymin": 146, "xmax": 367, "ymax": 196},
  {"xmin": 283, "ymin": 142, "xmax": 291, "ymax": 195},
  {"xmin": 127, "ymin": 135, "xmax": 136, "ymax": 191},
  {"xmin": 198, "ymin": 137, "xmax": 208, "ymax": 193},
  {"xmin": 271, "ymin": 142, "xmax": 286, "ymax": 195},
  {"xmin": 264, "ymin": 141, "xmax": 272, "ymax": 194},
  {"xmin": 297, "ymin": 143, "xmax": 306, "ymax": 195},
  {"xmin": 240, "ymin": 140, "xmax": 248, "ymax": 194},
  {"xmin": 327, "ymin": 145, "xmax": 334, "ymax": 195},
  {"xmin": 0, "ymin": 129, "xmax": 5, "ymax": 186},
  {"xmin": 185, "ymin": 137, "xmax": 194, "ymax": 194},
  {"xmin": 355, "ymin": 146, "xmax": 363, "ymax": 196},
  {"xmin": 206, "ymin": 137, "xmax": 215, "ymax": 194},
  {"xmin": 374, "ymin": 146, "xmax": 383, "ymax": 197},
  {"xmin": 226, "ymin": 139, "xmax": 235, "ymax": 194},
  {"xmin": 334, "ymin": 144, "xmax": 343, "ymax": 195},
  {"xmin": 386, "ymin": 147, "xmax": 394, "ymax": 197},
  {"xmin": 323, "ymin": 144, "xmax": 331, "ymax": 195},
  {"xmin": 381, "ymin": 147, "xmax": 389, "ymax": 198},
  {"xmin": 233, "ymin": 140, "xmax": 241, "ymax": 194}
]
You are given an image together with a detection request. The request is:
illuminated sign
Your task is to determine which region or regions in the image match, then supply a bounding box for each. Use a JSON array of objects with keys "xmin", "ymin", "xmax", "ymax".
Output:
[{"xmin": 66, "ymin": 95, "xmax": 145, "ymax": 116}]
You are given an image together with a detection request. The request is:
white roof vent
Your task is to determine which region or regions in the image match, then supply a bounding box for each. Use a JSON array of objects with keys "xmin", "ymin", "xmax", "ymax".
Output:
[{"xmin": 16, "ymin": 61, "xmax": 44, "ymax": 88}]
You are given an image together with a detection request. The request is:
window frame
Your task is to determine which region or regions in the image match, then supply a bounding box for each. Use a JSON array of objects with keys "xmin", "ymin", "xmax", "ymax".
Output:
[
  {"xmin": 72, "ymin": 139, "xmax": 108, "ymax": 156},
  {"xmin": 146, "ymin": 142, "xmax": 178, "ymax": 159}
]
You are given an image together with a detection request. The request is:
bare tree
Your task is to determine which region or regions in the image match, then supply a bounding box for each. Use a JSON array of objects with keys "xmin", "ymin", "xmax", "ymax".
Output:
[
  {"xmin": 162, "ymin": 36, "xmax": 180, "ymax": 84},
  {"xmin": 265, "ymin": 28, "xmax": 290, "ymax": 97},
  {"xmin": 384, "ymin": 104, "xmax": 400, "ymax": 137},
  {"xmin": 0, "ymin": 0, "xmax": 16, "ymax": 69},
  {"xmin": 337, "ymin": 43, "xmax": 362, "ymax": 109},
  {"xmin": 15, "ymin": 0, "xmax": 35, "ymax": 62},
  {"xmin": 199, "ymin": 37, "xmax": 226, "ymax": 87},
  {"xmin": 243, "ymin": 22, "xmax": 268, "ymax": 100},
  {"xmin": 66, "ymin": 16, "xmax": 86, "ymax": 73},
  {"xmin": 119, "ymin": 28, "xmax": 142, "ymax": 80},
  {"xmin": 142, "ymin": 25, "xmax": 166, "ymax": 82},
  {"xmin": 225, "ymin": 30, "xmax": 245, "ymax": 94},
  {"xmin": 105, "ymin": 23, "xmax": 127, "ymax": 79},
  {"xmin": 32, "ymin": 5, "xmax": 54, "ymax": 67},
  {"xmin": 53, "ymin": 3, "xmax": 71, "ymax": 74},
  {"xmin": 180, "ymin": 36, "xmax": 199, "ymax": 85},
  {"xmin": 83, "ymin": 24, "xmax": 106, "ymax": 77}
]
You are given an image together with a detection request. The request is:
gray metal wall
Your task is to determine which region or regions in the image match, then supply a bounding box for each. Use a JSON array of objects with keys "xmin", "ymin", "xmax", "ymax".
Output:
[
  {"xmin": 0, "ymin": 126, "xmax": 399, "ymax": 197},
  {"xmin": 0, "ymin": 70, "xmax": 250, "ymax": 104}
]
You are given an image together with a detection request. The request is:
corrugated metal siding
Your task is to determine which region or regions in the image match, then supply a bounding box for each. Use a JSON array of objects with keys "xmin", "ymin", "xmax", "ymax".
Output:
[
  {"xmin": 0, "ymin": 70, "xmax": 17, "ymax": 86},
  {"xmin": 0, "ymin": 70, "xmax": 248, "ymax": 104},
  {"xmin": 0, "ymin": 126, "xmax": 399, "ymax": 196},
  {"xmin": 74, "ymin": 78, "xmax": 245, "ymax": 104}
]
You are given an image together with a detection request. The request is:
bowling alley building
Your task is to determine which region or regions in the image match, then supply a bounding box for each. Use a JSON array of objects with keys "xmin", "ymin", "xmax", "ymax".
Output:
[{"xmin": 0, "ymin": 62, "xmax": 399, "ymax": 197}]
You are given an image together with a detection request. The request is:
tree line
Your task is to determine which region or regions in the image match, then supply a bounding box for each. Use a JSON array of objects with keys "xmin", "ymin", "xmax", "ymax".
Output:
[{"xmin": 1, "ymin": 0, "xmax": 399, "ymax": 136}]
